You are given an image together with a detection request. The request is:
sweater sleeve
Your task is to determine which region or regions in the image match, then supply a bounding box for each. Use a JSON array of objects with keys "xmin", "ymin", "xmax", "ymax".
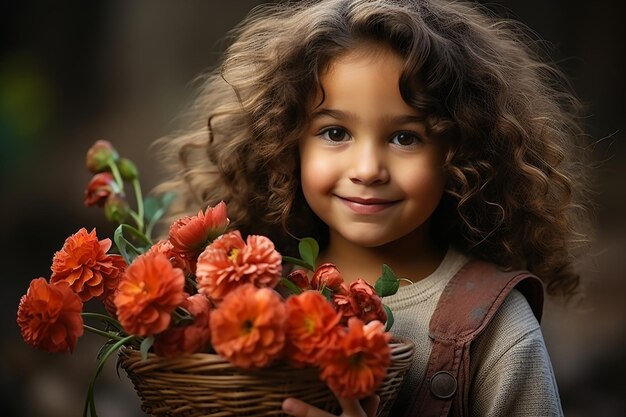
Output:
[{"xmin": 469, "ymin": 290, "xmax": 564, "ymax": 417}]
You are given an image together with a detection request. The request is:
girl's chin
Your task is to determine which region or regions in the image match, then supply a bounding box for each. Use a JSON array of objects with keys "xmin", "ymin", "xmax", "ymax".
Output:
[{"xmin": 332, "ymin": 231, "xmax": 399, "ymax": 250}]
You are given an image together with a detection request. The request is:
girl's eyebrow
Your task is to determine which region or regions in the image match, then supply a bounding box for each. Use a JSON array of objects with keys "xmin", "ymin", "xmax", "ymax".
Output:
[
  {"xmin": 311, "ymin": 108, "xmax": 426, "ymax": 125},
  {"xmin": 310, "ymin": 108, "xmax": 354, "ymax": 121},
  {"xmin": 383, "ymin": 114, "xmax": 427, "ymax": 125}
]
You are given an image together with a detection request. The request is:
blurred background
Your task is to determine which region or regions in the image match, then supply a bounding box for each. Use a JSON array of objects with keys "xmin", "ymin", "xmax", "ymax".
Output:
[{"xmin": 1, "ymin": 1, "xmax": 624, "ymax": 416}]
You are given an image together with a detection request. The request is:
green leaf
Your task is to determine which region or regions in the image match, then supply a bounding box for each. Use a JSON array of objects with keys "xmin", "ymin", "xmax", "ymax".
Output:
[
  {"xmin": 298, "ymin": 237, "xmax": 319, "ymax": 269},
  {"xmin": 95, "ymin": 339, "xmax": 117, "ymax": 363},
  {"xmin": 321, "ymin": 286, "xmax": 333, "ymax": 302},
  {"xmin": 383, "ymin": 304, "xmax": 394, "ymax": 331},
  {"xmin": 279, "ymin": 277, "xmax": 302, "ymax": 295},
  {"xmin": 113, "ymin": 224, "xmax": 152, "ymax": 264},
  {"xmin": 143, "ymin": 196, "xmax": 160, "ymax": 222},
  {"xmin": 83, "ymin": 335, "xmax": 135, "ymax": 417},
  {"xmin": 114, "ymin": 226, "xmax": 138, "ymax": 264},
  {"xmin": 81, "ymin": 312, "xmax": 123, "ymax": 332},
  {"xmin": 144, "ymin": 192, "xmax": 177, "ymax": 238},
  {"xmin": 374, "ymin": 264, "xmax": 400, "ymax": 297},
  {"xmin": 282, "ymin": 255, "xmax": 315, "ymax": 271},
  {"xmin": 140, "ymin": 336, "xmax": 154, "ymax": 361}
]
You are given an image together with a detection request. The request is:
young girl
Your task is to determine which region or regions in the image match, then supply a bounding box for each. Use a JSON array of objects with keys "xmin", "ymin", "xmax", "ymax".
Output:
[{"xmin": 153, "ymin": 0, "xmax": 592, "ymax": 416}]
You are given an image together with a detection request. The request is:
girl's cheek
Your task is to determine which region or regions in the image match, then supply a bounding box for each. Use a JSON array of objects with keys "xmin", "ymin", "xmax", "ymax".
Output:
[
  {"xmin": 300, "ymin": 141, "xmax": 329, "ymax": 175},
  {"xmin": 300, "ymin": 144, "xmax": 338, "ymax": 197}
]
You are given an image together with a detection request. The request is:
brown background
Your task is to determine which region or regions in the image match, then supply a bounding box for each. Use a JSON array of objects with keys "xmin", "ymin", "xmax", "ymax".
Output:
[{"xmin": 1, "ymin": 1, "xmax": 624, "ymax": 416}]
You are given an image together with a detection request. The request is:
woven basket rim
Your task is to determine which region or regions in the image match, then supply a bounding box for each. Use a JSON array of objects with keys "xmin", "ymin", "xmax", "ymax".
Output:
[
  {"xmin": 119, "ymin": 336, "xmax": 415, "ymax": 363},
  {"xmin": 118, "ymin": 336, "xmax": 415, "ymax": 417}
]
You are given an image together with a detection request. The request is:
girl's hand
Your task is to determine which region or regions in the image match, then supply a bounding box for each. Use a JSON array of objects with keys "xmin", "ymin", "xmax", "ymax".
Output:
[{"xmin": 281, "ymin": 395, "xmax": 380, "ymax": 417}]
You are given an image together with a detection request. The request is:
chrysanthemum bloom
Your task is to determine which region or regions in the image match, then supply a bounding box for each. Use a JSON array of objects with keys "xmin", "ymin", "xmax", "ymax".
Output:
[
  {"xmin": 311, "ymin": 263, "xmax": 344, "ymax": 293},
  {"xmin": 196, "ymin": 231, "xmax": 282, "ymax": 301},
  {"xmin": 319, "ymin": 318, "xmax": 391, "ymax": 399},
  {"xmin": 84, "ymin": 172, "xmax": 118, "ymax": 207},
  {"xmin": 146, "ymin": 239, "xmax": 194, "ymax": 276},
  {"xmin": 17, "ymin": 278, "xmax": 84, "ymax": 353},
  {"xmin": 210, "ymin": 284, "xmax": 286, "ymax": 369},
  {"xmin": 168, "ymin": 201, "xmax": 229, "ymax": 258},
  {"xmin": 285, "ymin": 291, "xmax": 342, "ymax": 367},
  {"xmin": 154, "ymin": 294, "xmax": 212, "ymax": 357},
  {"xmin": 333, "ymin": 279, "xmax": 387, "ymax": 325},
  {"xmin": 240, "ymin": 235, "xmax": 282, "ymax": 287},
  {"xmin": 50, "ymin": 228, "xmax": 126, "ymax": 302},
  {"xmin": 114, "ymin": 253, "xmax": 185, "ymax": 336}
]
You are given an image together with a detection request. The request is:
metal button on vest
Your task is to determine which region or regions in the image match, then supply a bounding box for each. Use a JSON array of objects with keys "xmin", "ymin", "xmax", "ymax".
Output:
[{"xmin": 430, "ymin": 371, "xmax": 457, "ymax": 399}]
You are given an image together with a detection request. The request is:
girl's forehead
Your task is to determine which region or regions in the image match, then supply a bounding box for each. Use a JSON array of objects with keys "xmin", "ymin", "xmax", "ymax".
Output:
[
  {"xmin": 308, "ymin": 45, "xmax": 420, "ymax": 121},
  {"xmin": 324, "ymin": 42, "xmax": 402, "ymax": 73}
]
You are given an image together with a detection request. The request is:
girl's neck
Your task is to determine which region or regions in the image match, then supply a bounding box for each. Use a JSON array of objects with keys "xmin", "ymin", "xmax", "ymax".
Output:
[{"xmin": 317, "ymin": 227, "xmax": 446, "ymax": 286}]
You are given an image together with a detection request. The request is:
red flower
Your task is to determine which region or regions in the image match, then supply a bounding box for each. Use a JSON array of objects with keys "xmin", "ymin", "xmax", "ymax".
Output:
[
  {"xmin": 50, "ymin": 228, "xmax": 126, "ymax": 302},
  {"xmin": 210, "ymin": 284, "xmax": 286, "ymax": 369},
  {"xmin": 114, "ymin": 253, "xmax": 185, "ymax": 336},
  {"xmin": 154, "ymin": 294, "xmax": 212, "ymax": 357},
  {"xmin": 145, "ymin": 239, "xmax": 194, "ymax": 276},
  {"xmin": 168, "ymin": 201, "xmax": 229, "ymax": 257},
  {"xmin": 286, "ymin": 269, "xmax": 311, "ymax": 292},
  {"xmin": 333, "ymin": 279, "xmax": 387, "ymax": 325},
  {"xmin": 84, "ymin": 172, "xmax": 118, "ymax": 207},
  {"xmin": 240, "ymin": 235, "xmax": 283, "ymax": 287},
  {"xmin": 319, "ymin": 318, "xmax": 391, "ymax": 399},
  {"xmin": 311, "ymin": 263, "xmax": 344, "ymax": 292},
  {"xmin": 285, "ymin": 291, "xmax": 341, "ymax": 367},
  {"xmin": 195, "ymin": 231, "xmax": 282, "ymax": 301},
  {"xmin": 17, "ymin": 278, "xmax": 84, "ymax": 353}
]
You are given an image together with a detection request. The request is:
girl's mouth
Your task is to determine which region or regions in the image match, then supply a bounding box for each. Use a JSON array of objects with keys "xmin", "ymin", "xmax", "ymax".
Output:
[{"xmin": 336, "ymin": 196, "xmax": 398, "ymax": 214}]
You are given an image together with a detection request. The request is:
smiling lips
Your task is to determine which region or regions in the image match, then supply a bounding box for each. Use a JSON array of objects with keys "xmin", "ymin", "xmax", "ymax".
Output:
[{"xmin": 337, "ymin": 196, "xmax": 399, "ymax": 214}]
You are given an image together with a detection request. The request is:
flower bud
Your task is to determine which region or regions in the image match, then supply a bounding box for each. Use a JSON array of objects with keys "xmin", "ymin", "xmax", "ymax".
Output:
[
  {"xmin": 84, "ymin": 172, "xmax": 117, "ymax": 207},
  {"xmin": 117, "ymin": 158, "xmax": 139, "ymax": 181},
  {"xmin": 104, "ymin": 194, "xmax": 129, "ymax": 224},
  {"xmin": 286, "ymin": 269, "xmax": 310, "ymax": 292},
  {"xmin": 311, "ymin": 263, "xmax": 344, "ymax": 292},
  {"xmin": 86, "ymin": 140, "xmax": 118, "ymax": 173}
]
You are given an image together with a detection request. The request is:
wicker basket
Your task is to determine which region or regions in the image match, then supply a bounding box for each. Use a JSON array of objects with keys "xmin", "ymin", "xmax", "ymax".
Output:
[{"xmin": 118, "ymin": 338, "xmax": 415, "ymax": 417}]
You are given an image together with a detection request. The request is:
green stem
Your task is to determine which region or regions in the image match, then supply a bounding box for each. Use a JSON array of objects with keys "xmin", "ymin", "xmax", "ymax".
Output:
[
  {"xmin": 145, "ymin": 221, "xmax": 155, "ymax": 242},
  {"xmin": 186, "ymin": 276, "xmax": 198, "ymax": 289},
  {"xmin": 83, "ymin": 335, "xmax": 135, "ymax": 417},
  {"xmin": 132, "ymin": 178, "xmax": 144, "ymax": 233},
  {"xmin": 282, "ymin": 256, "xmax": 314, "ymax": 271},
  {"xmin": 107, "ymin": 160, "xmax": 125, "ymax": 194},
  {"xmin": 128, "ymin": 211, "xmax": 143, "ymax": 232},
  {"xmin": 83, "ymin": 325, "xmax": 124, "ymax": 342},
  {"xmin": 172, "ymin": 307, "xmax": 194, "ymax": 326},
  {"xmin": 81, "ymin": 312, "xmax": 122, "ymax": 329}
]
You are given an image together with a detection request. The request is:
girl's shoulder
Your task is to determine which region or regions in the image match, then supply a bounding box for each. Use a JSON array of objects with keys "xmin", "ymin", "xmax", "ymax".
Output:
[
  {"xmin": 429, "ymin": 253, "xmax": 544, "ymax": 338},
  {"xmin": 469, "ymin": 289, "xmax": 562, "ymax": 415},
  {"xmin": 475, "ymin": 287, "xmax": 542, "ymax": 345}
]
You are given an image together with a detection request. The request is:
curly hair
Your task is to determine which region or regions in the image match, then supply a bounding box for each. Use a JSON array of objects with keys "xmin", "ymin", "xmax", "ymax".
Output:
[{"xmin": 152, "ymin": 0, "xmax": 592, "ymax": 297}]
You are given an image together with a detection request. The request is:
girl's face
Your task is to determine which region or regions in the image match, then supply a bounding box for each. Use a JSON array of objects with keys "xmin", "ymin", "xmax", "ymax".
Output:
[{"xmin": 299, "ymin": 45, "xmax": 447, "ymax": 250}]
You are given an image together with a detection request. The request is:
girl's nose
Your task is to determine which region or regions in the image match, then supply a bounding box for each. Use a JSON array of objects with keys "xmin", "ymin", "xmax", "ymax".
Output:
[{"xmin": 348, "ymin": 142, "xmax": 390, "ymax": 185}]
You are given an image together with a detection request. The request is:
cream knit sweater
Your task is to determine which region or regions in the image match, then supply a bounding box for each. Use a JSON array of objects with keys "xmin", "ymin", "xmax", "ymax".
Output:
[{"xmin": 384, "ymin": 248, "xmax": 564, "ymax": 416}]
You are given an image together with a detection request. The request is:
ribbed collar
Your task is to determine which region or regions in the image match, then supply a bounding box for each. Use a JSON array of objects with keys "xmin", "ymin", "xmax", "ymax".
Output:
[{"xmin": 382, "ymin": 247, "xmax": 470, "ymax": 308}]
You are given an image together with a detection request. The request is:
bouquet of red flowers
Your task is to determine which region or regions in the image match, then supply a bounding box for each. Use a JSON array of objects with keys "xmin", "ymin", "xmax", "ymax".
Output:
[{"xmin": 16, "ymin": 140, "xmax": 413, "ymax": 417}]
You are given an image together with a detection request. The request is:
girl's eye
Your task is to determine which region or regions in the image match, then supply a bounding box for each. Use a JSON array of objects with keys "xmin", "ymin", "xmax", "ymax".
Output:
[
  {"xmin": 391, "ymin": 132, "xmax": 422, "ymax": 147},
  {"xmin": 321, "ymin": 127, "xmax": 349, "ymax": 142}
]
